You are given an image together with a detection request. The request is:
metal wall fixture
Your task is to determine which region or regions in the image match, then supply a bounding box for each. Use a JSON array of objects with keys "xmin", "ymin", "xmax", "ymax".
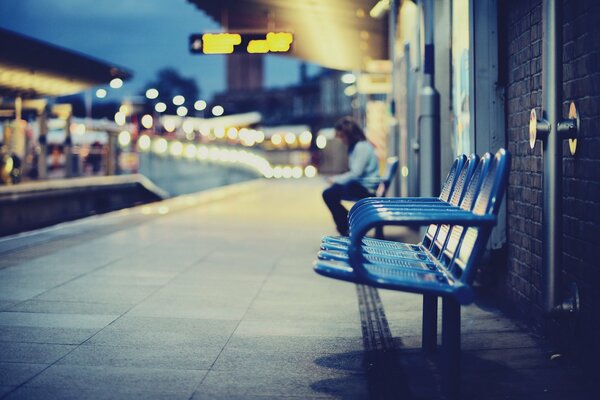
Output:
[{"xmin": 528, "ymin": 0, "xmax": 580, "ymax": 315}]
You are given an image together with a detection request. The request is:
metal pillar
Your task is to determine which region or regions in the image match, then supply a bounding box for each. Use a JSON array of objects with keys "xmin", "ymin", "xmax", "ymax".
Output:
[
  {"xmin": 37, "ymin": 107, "xmax": 48, "ymax": 179},
  {"xmin": 389, "ymin": 0, "xmax": 400, "ymax": 196},
  {"xmin": 422, "ymin": 295, "xmax": 437, "ymax": 352},
  {"xmin": 529, "ymin": 0, "xmax": 579, "ymax": 315},
  {"xmin": 441, "ymin": 297, "xmax": 460, "ymax": 399},
  {"xmin": 418, "ymin": 0, "xmax": 441, "ymax": 197}
]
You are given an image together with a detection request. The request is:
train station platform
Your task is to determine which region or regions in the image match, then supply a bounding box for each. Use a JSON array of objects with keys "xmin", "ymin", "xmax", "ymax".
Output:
[{"xmin": 0, "ymin": 179, "xmax": 592, "ymax": 399}]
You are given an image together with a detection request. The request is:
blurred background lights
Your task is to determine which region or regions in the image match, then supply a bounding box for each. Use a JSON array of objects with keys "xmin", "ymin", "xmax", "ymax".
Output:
[
  {"xmin": 141, "ymin": 114, "xmax": 153, "ymax": 129},
  {"xmin": 271, "ymin": 133, "xmax": 282, "ymax": 146},
  {"xmin": 176, "ymin": 106, "xmax": 188, "ymax": 116},
  {"xmin": 344, "ymin": 85, "xmax": 358, "ymax": 97},
  {"xmin": 194, "ymin": 100, "xmax": 207, "ymax": 111},
  {"xmin": 173, "ymin": 95, "xmax": 185, "ymax": 106},
  {"xmin": 182, "ymin": 120, "xmax": 194, "ymax": 134},
  {"xmin": 163, "ymin": 119, "xmax": 176, "ymax": 132},
  {"xmin": 292, "ymin": 166, "xmax": 303, "ymax": 179},
  {"xmin": 214, "ymin": 126, "xmax": 225, "ymax": 138},
  {"xmin": 95, "ymin": 88, "xmax": 107, "ymax": 98},
  {"xmin": 145, "ymin": 88, "xmax": 159, "ymax": 99},
  {"xmin": 211, "ymin": 105, "xmax": 224, "ymax": 116},
  {"xmin": 118, "ymin": 130, "xmax": 131, "ymax": 147},
  {"xmin": 138, "ymin": 134, "xmax": 151, "ymax": 151},
  {"xmin": 197, "ymin": 145, "xmax": 209, "ymax": 160},
  {"xmin": 255, "ymin": 130, "xmax": 265, "ymax": 143},
  {"xmin": 316, "ymin": 135, "xmax": 327, "ymax": 149},
  {"xmin": 341, "ymin": 73, "xmax": 357, "ymax": 84},
  {"xmin": 155, "ymin": 102, "xmax": 167, "ymax": 113},
  {"xmin": 227, "ymin": 127, "xmax": 238, "ymax": 140},
  {"xmin": 304, "ymin": 165, "xmax": 317, "ymax": 178},
  {"xmin": 282, "ymin": 166, "xmax": 293, "ymax": 179},
  {"xmin": 169, "ymin": 141, "xmax": 183, "ymax": 157},
  {"xmin": 72, "ymin": 123, "xmax": 85, "ymax": 135},
  {"xmin": 153, "ymin": 138, "xmax": 168, "ymax": 154},
  {"xmin": 114, "ymin": 111, "xmax": 126, "ymax": 126},
  {"xmin": 185, "ymin": 144, "xmax": 197, "ymax": 159},
  {"xmin": 284, "ymin": 132, "xmax": 296, "ymax": 145},
  {"xmin": 299, "ymin": 131, "xmax": 312, "ymax": 147},
  {"xmin": 199, "ymin": 125, "xmax": 210, "ymax": 137},
  {"xmin": 109, "ymin": 78, "xmax": 123, "ymax": 88}
]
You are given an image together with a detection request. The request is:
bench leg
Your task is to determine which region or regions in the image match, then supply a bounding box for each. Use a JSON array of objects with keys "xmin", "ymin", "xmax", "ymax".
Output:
[
  {"xmin": 441, "ymin": 297, "xmax": 461, "ymax": 399},
  {"xmin": 422, "ymin": 295, "xmax": 437, "ymax": 352}
]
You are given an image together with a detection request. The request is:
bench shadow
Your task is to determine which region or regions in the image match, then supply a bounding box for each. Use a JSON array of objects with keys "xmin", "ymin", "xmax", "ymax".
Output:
[{"xmin": 310, "ymin": 349, "xmax": 421, "ymax": 399}]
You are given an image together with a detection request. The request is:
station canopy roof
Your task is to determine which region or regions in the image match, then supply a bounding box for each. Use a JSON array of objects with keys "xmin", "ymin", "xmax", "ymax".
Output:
[
  {"xmin": 187, "ymin": 0, "xmax": 389, "ymax": 72},
  {"xmin": 0, "ymin": 27, "xmax": 132, "ymax": 99}
]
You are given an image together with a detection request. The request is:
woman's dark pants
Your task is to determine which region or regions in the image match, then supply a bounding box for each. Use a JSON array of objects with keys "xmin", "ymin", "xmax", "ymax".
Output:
[{"xmin": 322, "ymin": 182, "xmax": 372, "ymax": 236}]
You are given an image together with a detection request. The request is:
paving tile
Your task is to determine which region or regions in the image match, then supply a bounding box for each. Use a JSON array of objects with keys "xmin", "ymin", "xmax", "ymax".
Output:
[
  {"xmin": 234, "ymin": 319, "xmax": 362, "ymax": 338},
  {"xmin": 0, "ymin": 312, "xmax": 118, "ymax": 330},
  {"xmin": 3, "ymin": 386, "xmax": 193, "ymax": 400},
  {"xmin": 8, "ymin": 300, "xmax": 131, "ymax": 315},
  {"xmin": 0, "ymin": 343, "xmax": 76, "ymax": 364},
  {"xmin": 0, "ymin": 287, "xmax": 49, "ymax": 302},
  {"xmin": 33, "ymin": 282, "xmax": 159, "ymax": 305},
  {"xmin": 0, "ymin": 386, "xmax": 15, "ymax": 397},
  {"xmin": 0, "ymin": 301, "xmax": 16, "ymax": 311},
  {"xmin": 244, "ymin": 300, "xmax": 360, "ymax": 323},
  {"xmin": 25, "ymin": 364, "xmax": 206, "ymax": 393},
  {"xmin": 213, "ymin": 346, "xmax": 364, "ymax": 374},
  {"xmin": 85, "ymin": 316, "xmax": 235, "ymax": 348},
  {"xmin": 128, "ymin": 302, "xmax": 249, "ymax": 320},
  {"xmin": 0, "ymin": 326, "xmax": 99, "ymax": 345},
  {"xmin": 57, "ymin": 343, "xmax": 222, "ymax": 370},
  {"xmin": 225, "ymin": 335, "xmax": 364, "ymax": 355},
  {"xmin": 0, "ymin": 362, "xmax": 48, "ymax": 386}
]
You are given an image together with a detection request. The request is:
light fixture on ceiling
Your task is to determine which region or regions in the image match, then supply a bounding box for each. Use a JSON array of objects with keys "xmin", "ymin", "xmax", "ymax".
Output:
[{"xmin": 369, "ymin": 0, "xmax": 391, "ymax": 19}]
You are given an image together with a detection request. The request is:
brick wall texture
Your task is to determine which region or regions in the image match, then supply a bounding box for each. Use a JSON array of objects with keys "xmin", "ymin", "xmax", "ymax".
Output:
[{"xmin": 502, "ymin": 0, "xmax": 600, "ymax": 370}]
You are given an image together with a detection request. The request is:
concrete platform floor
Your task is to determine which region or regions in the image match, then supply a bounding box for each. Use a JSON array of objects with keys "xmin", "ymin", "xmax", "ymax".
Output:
[{"xmin": 0, "ymin": 179, "xmax": 593, "ymax": 399}]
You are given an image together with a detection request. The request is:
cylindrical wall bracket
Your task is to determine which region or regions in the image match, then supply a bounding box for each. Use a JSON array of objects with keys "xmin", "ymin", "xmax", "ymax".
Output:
[
  {"xmin": 529, "ymin": 108, "xmax": 551, "ymax": 149},
  {"xmin": 530, "ymin": 102, "xmax": 580, "ymax": 153},
  {"xmin": 557, "ymin": 102, "xmax": 579, "ymax": 155}
]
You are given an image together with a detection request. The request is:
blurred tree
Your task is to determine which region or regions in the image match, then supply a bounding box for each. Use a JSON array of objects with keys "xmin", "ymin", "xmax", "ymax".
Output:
[{"xmin": 142, "ymin": 68, "xmax": 201, "ymax": 115}]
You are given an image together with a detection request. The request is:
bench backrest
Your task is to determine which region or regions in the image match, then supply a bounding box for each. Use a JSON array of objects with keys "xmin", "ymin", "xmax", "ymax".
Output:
[
  {"xmin": 375, "ymin": 157, "xmax": 400, "ymax": 197},
  {"xmin": 439, "ymin": 155, "xmax": 467, "ymax": 202},
  {"xmin": 441, "ymin": 149, "xmax": 510, "ymax": 283},
  {"xmin": 427, "ymin": 153, "xmax": 480, "ymax": 254}
]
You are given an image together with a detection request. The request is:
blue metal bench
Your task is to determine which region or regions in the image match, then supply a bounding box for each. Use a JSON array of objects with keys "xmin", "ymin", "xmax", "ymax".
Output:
[
  {"xmin": 319, "ymin": 154, "xmax": 479, "ymax": 259},
  {"xmin": 313, "ymin": 149, "xmax": 510, "ymax": 398},
  {"xmin": 321, "ymin": 154, "xmax": 468, "ymax": 249}
]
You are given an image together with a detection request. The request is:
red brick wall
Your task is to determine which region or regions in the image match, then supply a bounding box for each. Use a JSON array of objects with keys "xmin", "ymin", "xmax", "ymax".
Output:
[{"xmin": 501, "ymin": 0, "xmax": 600, "ymax": 370}]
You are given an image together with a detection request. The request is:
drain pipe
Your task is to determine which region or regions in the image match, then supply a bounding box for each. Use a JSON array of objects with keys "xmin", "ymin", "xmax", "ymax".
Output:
[{"xmin": 529, "ymin": 0, "xmax": 580, "ymax": 315}]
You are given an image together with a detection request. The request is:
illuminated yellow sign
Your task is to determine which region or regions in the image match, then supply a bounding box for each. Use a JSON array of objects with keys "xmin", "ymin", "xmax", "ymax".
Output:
[
  {"xmin": 190, "ymin": 32, "xmax": 293, "ymax": 55},
  {"xmin": 266, "ymin": 32, "xmax": 293, "ymax": 52},
  {"xmin": 201, "ymin": 33, "xmax": 241, "ymax": 54}
]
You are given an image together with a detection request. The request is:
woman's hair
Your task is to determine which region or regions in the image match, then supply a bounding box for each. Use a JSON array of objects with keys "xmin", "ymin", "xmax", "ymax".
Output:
[{"xmin": 334, "ymin": 116, "xmax": 366, "ymax": 151}]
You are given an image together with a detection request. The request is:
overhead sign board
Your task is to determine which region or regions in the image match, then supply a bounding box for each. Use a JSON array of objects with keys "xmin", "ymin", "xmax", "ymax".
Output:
[
  {"xmin": 190, "ymin": 32, "xmax": 293, "ymax": 55},
  {"xmin": 357, "ymin": 73, "xmax": 392, "ymax": 94}
]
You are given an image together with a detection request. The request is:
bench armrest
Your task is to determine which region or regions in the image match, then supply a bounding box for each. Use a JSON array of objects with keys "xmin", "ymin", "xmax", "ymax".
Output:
[
  {"xmin": 348, "ymin": 211, "xmax": 496, "ymax": 278},
  {"xmin": 349, "ymin": 204, "xmax": 473, "ymax": 229}
]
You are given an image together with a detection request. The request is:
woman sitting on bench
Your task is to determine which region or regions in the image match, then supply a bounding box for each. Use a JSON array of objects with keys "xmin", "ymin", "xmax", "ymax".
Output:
[{"xmin": 322, "ymin": 116, "xmax": 379, "ymax": 236}]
